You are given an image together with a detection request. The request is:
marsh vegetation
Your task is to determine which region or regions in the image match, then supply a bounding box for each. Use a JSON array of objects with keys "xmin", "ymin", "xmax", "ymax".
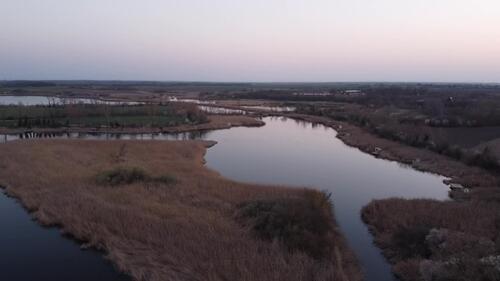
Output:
[
  {"xmin": 0, "ymin": 102, "xmax": 208, "ymax": 129},
  {"xmin": 362, "ymin": 197, "xmax": 500, "ymax": 281},
  {"xmin": 0, "ymin": 140, "xmax": 362, "ymax": 281},
  {"xmin": 3, "ymin": 81, "xmax": 500, "ymax": 280},
  {"xmin": 95, "ymin": 167, "xmax": 176, "ymax": 186},
  {"xmin": 236, "ymin": 191, "xmax": 334, "ymax": 260}
]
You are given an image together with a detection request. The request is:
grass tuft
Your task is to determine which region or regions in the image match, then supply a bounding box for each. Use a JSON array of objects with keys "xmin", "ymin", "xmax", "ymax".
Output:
[
  {"xmin": 153, "ymin": 175, "xmax": 177, "ymax": 185},
  {"xmin": 96, "ymin": 167, "xmax": 147, "ymax": 186},
  {"xmin": 96, "ymin": 167, "xmax": 176, "ymax": 186}
]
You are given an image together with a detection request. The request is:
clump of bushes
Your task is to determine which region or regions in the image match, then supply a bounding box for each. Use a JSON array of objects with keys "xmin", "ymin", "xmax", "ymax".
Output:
[
  {"xmin": 235, "ymin": 190, "xmax": 334, "ymax": 260},
  {"xmin": 419, "ymin": 256, "xmax": 500, "ymax": 281},
  {"xmin": 95, "ymin": 167, "xmax": 176, "ymax": 186},
  {"xmin": 96, "ymin": 167, "xmax": 147, "ymax": 186},
  {"xmin": 392, "ymin": 225, "xmax": 432, "ymax": 259},
  {"xmin": 362, "ymin": 199, "xmax": 500, "ymax": 281},
  {"xmin": 465, "ymin": 147, "xmax": 500, "ymax": 171}
]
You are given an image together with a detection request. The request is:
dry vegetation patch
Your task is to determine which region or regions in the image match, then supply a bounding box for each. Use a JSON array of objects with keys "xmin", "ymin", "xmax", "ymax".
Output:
[
  {"xmin": 362, "ymin": 198, "xmax": 500, "ymax": 281},
  {"xmin": 236, "ymin": 191, "xmax": 335, "ymax": 260},
  {"xmin": 0, "ymin": 140, "xmax": 361, "ymax": 281}
]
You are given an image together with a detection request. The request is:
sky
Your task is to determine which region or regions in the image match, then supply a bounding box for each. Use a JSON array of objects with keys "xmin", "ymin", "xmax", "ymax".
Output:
[{"xmin": 1, "ymin": 0, "xmax": 500, "ymax": 82}]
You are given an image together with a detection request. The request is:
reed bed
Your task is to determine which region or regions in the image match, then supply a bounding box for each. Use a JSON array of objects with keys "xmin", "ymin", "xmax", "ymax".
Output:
[{"xmin": 0, "ymin": 140, "xmax": 361, "ymax": 281}]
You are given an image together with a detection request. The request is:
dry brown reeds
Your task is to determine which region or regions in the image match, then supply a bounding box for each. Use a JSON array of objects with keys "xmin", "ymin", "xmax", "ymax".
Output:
[
  {"xmin": 0, "ymin": 140, "xmax": 361, "ymax": 281},
  {"xmin": 362, "ymin": 198, "xmax": 500, "ymax": 281}
]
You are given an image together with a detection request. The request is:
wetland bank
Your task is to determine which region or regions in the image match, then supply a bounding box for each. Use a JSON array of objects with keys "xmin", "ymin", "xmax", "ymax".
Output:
[
  {"xmin": 0, "ymin": 110, "xmax": 451, "ymax": 281},
  {"xmin": 0, "ymin": 136, "xmax": 360, "ymax": 281},
  {"xmin": 3, "ymin": 81, "xmax": 488, "ymax": 281}
]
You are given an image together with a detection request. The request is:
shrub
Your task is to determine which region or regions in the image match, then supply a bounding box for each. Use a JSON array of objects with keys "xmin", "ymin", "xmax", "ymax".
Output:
[
  {"xmin": 363, "ymin": 199, "xmax": 500, "ymax": 281},
  {"xmin": 154, "ymin": 175, "xmax": 177, "ymax": 185},
  {"xmin": 392, "ymin": 225, "xmax": 432, "ymax": 259},
  {"xmin": 465, "ymin": 147, "xmax": 500, "ymax": 171},
  {"xmin": 423, "ymin": 257, "xmax": 500, "ymax": 281},
  {"xmin": 96, "ymin": 167, "xmax": 177, "ymax": 186},
  {"xmin": 236, "ymin": 191, "xmax": 334, "ymax": 259},
  {"xmin": 96, "ymin": 167, "xmax": 148, "ymax": 186}
]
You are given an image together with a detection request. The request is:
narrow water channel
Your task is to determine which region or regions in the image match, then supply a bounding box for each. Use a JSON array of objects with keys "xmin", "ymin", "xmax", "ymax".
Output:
[
  {"xmin": 0, "ymin": 95, "xmax": 143, "ymax": 106},
  {"xmin": 0, "ymin": 116, "xmax": 449, "ymax": 281},
  {"xmin": 0, "ymin": 192, "xmax": 130, "ymax": 281}
]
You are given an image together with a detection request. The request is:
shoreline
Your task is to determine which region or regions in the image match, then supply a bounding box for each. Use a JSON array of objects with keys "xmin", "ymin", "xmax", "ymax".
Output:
[
  {"xmin": 7, "ymin": 98, "xmax": 492, "ymax": 189},
  {"xmin": 274, "ymin": 112, "xmax": 500, "ymax": 280},
  {"xmin": 0, "ymin": 140, "xmax": 363, "ymax": 281},
  {"xmin": 0, "ymin": 115, "xmax": 265, "ymax": 136},
  {"xmin": 281, "ymin": 113, "xmax": 498, "ymax": 188}
]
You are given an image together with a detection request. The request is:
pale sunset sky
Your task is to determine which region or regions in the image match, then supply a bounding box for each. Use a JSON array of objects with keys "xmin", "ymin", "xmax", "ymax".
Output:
[{"xmin": 1, "ymin": 0, "xmax": 499, "ymax": 82}]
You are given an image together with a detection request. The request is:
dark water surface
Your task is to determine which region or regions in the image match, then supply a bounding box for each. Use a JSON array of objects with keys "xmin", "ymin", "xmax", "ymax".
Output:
[
  {"xmin": 0, "ymin": 192, "xmax": 130, "ymax": 281},
  {"xmin": 0, "ymin": 116, "xmax": 449, "ymax": 281}
]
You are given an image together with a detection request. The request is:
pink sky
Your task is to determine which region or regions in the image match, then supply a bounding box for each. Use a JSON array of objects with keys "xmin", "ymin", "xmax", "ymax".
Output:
[{"xmin": 1, "ymin": 0, "xmax": 499, "ymax": 82}]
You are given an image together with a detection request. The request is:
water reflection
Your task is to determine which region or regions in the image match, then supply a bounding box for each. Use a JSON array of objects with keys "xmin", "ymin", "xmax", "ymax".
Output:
[
  {"xmin": 202, "ymin": 117, "xmax": 449, "ymax": 281},
  {"xmin": 0, "ymin": 116, "xmax": 449, "ymax": 281},
  {"xmin": 167, "ymin": 97, "xmax": 216, "ymax": 105},
  {"xmin": 0, "ymin": 96, "xmax": 143, "ymax": 106},
  {"xmin": 1, "ymin": 130, "xmax": 210, "ymax": 143},
  {"xmin": 198, "ymin": 105, "xmax": 246, "ymax": 115},
  {"xmin": 0, "ymin": 191, "xmax": 129, "ymax": 281},
  {"xmin": 242, "ymin": 105, "xmax": 296, "ymax": 112}
]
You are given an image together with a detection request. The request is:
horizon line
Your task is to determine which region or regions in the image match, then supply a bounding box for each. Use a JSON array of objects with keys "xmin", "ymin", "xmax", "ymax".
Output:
[{"xmin": 1, "ymin": 79, "xmax": 499, "ymax": 85}]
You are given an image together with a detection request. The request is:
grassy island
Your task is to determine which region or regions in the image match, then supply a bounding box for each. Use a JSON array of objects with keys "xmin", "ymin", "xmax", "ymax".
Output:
[{"xmin": 0, "ymin": 140, "xmax": 361, "ymax": 281}]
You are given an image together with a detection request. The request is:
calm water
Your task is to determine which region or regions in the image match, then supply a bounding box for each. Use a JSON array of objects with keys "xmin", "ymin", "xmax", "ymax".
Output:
[
  {"xmin": 242, "ymin": 105, "xmax": 296, "ymax": 112},
  {"xmin": 202, "ymin": 117, "xmax": 449, "ymax": 281},
  {"xmin": 198, "ymin": 105, "xmax": 247, "ymax": 115},
  {"xmin": 168, "ymin": 97, "xmax": 216, "ymax": 104},
  {"xmin": 0, "ymin": 116, "xmax": 449, "ymax": 280},
  {"xmin": 0, "ymin": 192, "xmax": 129, "ymax": 281},
  {"xmin": 0, "ymin": 95, "xmax": 142, "ymax": 106}
]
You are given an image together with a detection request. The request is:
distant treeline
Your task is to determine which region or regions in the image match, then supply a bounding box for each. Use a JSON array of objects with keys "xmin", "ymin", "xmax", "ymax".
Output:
[
  {"xmin": 0, "ymin": 103, "xmax": 208, "ymax": 129},
  {"xmin": 0, "ymin": 81, "xmax": 57, "ymax": 87},
  {"xmin": 210, "ymin": 84, "xmax": 500, "ymax": 102}
]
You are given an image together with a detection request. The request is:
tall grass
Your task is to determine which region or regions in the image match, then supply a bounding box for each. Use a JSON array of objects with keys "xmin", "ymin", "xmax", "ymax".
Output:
[{"xmin": 0, "ymin": 140, "xmax": 362, "ymax": 281}]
